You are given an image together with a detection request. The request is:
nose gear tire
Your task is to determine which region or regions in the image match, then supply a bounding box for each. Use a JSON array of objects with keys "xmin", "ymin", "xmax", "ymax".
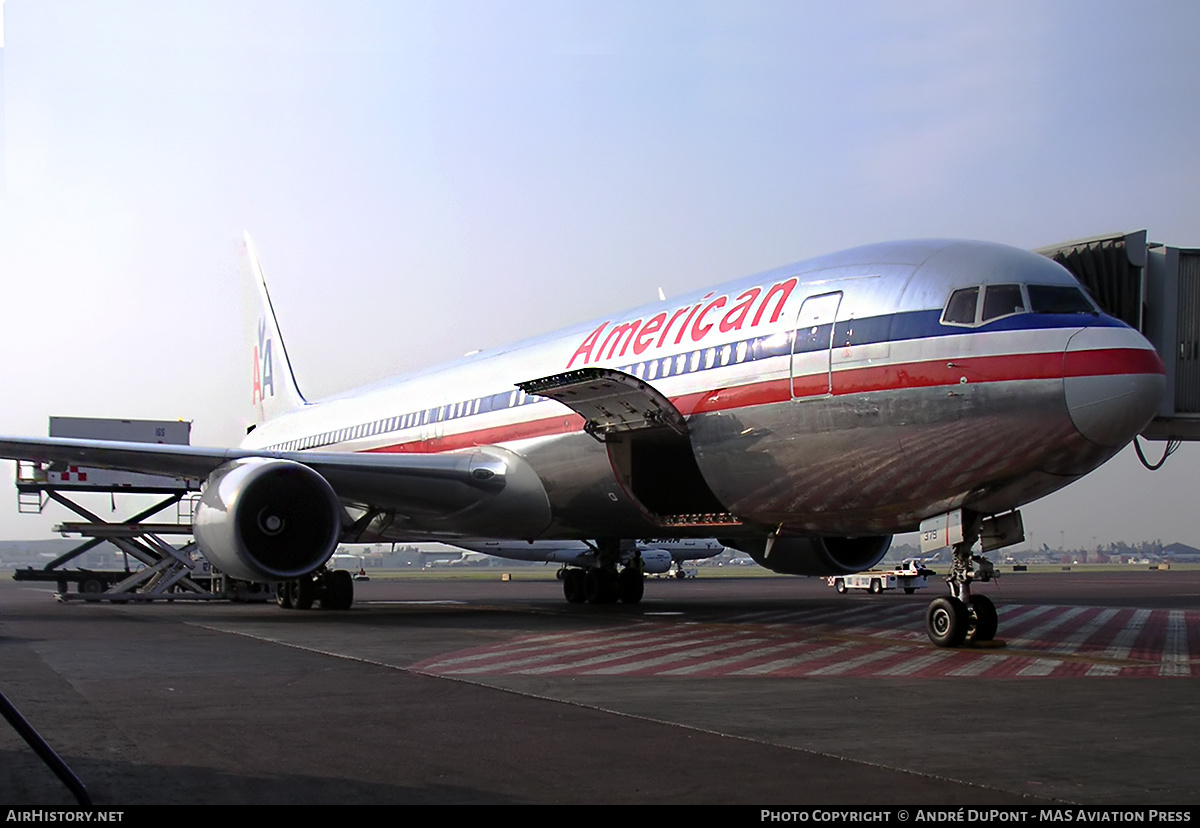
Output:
[{"xmin": 926, "ymin": 596, "xmax": 968, "ymax": 647}]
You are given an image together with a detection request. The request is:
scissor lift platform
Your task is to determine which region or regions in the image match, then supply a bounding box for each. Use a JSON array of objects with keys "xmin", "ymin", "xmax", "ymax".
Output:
[
  {"xmin": 11, "ymin": 417, "xmax": 270, "ymax": 603},
  {"xmin": 13, "ymin": 480, "xmax": 268, "ymax": 602}
]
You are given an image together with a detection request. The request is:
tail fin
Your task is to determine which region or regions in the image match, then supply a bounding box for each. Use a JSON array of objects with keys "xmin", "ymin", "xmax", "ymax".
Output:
[{"xmin": 241, "ymin": 232, "xmax": 308, "ymax": 426}]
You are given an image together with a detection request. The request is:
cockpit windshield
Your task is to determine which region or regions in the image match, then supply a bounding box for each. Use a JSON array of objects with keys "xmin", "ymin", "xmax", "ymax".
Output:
[
  {"xmin": 942, "ymin": 282, "xmax": 1097, "ymax": 327},
  {"xmin": 1026, "ymin": 284, "xmax": 1097, "ymax": 314},
  {"xmin": 943, "ymin": 287, "xmax": 979, "ymax": 325},
  {"xmin": 981, "ymin": 284, "xmax": 1025, "ymax": 322}
]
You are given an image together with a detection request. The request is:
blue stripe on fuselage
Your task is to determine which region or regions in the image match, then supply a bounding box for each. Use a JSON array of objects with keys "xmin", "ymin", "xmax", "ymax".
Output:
[
  {"xmin": 791, "ymin": 310, "xmax": 1122, "ymax": 355},
  {"xmin": 262, "ymin": 311, "xmax": 1122, "ymax": 452}
]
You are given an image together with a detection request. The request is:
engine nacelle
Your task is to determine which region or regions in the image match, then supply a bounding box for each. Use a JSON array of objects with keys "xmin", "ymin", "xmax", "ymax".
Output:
[
  {"xmin": 637, "ymin": 548, "xmax": 674, "ymax": 574},
  {"xmin": 194, "ymin": 458, "xmax": 343, "ymax": 582},
  {"xmin": 721, "ymin": 534, "xmax": 892, "ymax": 576}
]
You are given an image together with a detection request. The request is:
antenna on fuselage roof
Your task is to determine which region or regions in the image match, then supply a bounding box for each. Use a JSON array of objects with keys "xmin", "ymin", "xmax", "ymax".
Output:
[{"xmin": 657, "ymin": 287, "xmax": 666, "ymax": 301}]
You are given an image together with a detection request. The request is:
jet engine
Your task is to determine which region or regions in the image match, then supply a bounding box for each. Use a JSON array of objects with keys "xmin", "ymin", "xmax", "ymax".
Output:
[
  {"xmin": 636, "ymin": 547, "xmax": 674, "ymax": 574},
  {"xmin": 193, "ymin": 458, "xmax": 343, "ymax": 582},
  {"xmin": 721, "ymin": 534, "xmax": 892, "ymax": 576}
]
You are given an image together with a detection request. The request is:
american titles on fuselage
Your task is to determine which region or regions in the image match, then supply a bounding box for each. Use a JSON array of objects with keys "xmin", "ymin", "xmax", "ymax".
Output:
[{"xmin": 566, "ymin": 277, "xmax": 798, "ymax": 369}]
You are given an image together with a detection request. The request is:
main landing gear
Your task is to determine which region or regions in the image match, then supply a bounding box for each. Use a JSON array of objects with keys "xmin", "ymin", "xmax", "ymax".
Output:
[
  {"xmin": 560, "ymin": 538, "xmax": 645, "ymax": 605},
  {"xmin": 925, "ymin": 515, "xmax": 999, "ymax": 648},
  {"xmin": 275, "ymin": 568, "xmax": 354, "ymax": 611}
]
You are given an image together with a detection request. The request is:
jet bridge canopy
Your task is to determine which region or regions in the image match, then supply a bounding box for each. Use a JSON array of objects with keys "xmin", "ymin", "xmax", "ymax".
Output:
[
  {"xmin": 1036, "ymin": 230, "xmax": 1200, "ymax": 440},
  {"xmin": 1035, "ymin": 231, "xmax": 1146, "ymax": 330}
]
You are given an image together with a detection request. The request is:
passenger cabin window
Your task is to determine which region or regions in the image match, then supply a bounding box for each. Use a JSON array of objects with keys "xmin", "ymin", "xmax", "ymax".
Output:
[
  {"xmin": 1027, "ymin": 285, "xmax": 1097, "ymax": 314},
  {"xmin": 981, "ymin": 284, "xmax": 1025, "ymax": 322},
  {"xmin": 942, "ymin": 287, "xmax": 979, "ymax": 325}
]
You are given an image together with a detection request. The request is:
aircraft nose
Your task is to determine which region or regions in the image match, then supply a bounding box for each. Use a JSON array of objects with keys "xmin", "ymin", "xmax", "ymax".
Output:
[{"xmin": 1063, "ymin": 325, "xmax": 1166, "ymax": 447}]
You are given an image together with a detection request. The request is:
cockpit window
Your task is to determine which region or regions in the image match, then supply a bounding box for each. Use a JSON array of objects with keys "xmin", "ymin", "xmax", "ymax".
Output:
[
  {"xmin": 1027, "ymin": 285, "xmax": 1097, "ymax": 314},
  {"xmin": 981, "ymin": 284, "xmax": 1025, "ymax": 322},
  {"xmin": 942, "ymin": 287, "xmax": 979, "ymax": 325}
]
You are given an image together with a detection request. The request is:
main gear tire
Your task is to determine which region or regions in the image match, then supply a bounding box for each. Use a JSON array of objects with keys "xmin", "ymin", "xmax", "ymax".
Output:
[
  {"xmin": 563, "ymin": 569, "xmax": 587, "ymax": 604},
  {"xmin": 585, "ymin": 568, "xmax": 619, "ymax": 604},
  {"xmin": 292, "ymin": 577, "xmax": 316, "ymax": 610},
  {"xmin": 617, "ymin": 567, "xmax": 644, "ymax": 604},
  {"xmin": 322, "ymin": 570, "xmax": 354, "ymax": 610}
]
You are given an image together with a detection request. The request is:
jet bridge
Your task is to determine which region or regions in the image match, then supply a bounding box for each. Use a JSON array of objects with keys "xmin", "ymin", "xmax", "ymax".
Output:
[
  {"xmin": 11, "ymin": 417, "xmax": 269, "ymax": 602},
  {"xmin": 1036, "ymin": 230, "xmax": 1200, "ymax": 442}
]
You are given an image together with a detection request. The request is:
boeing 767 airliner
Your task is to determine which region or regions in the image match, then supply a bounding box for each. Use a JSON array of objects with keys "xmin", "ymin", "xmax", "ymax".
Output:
[{"xmin": 0, "ymin": 234, "xmax": 1165, "ymax": 646}]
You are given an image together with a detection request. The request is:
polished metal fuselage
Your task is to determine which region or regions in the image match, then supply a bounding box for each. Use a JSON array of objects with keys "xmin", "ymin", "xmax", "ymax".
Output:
[{"xmin": 241, "ymin": 239, "xmax": 1165, "ymax": 541}]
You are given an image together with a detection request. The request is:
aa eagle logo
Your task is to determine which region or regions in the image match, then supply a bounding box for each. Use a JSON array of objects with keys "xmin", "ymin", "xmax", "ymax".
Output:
[{"xmin": 251, "ymin": 317, "xmax": 275, "ymax": 404}]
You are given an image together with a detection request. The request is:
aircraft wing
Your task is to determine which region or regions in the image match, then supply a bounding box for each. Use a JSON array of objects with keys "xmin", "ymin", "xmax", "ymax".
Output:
[
  {"xmin": 0, "ymin": 436, "xmax": 543, "ymax": 525},
  {"xmin": 1, "ymin": 435, "xmax": 258, "ymax": 480}
]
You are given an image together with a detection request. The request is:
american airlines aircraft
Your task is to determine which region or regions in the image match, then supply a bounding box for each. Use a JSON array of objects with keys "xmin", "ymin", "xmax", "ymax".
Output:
[{"xmin": 0, "ymin": 235, "xmax": 1165, "ymax": 646}]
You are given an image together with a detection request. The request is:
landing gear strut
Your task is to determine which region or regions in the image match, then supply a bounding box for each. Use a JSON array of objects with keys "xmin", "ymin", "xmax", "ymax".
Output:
[
  {"xmin": 275, "ymin": 568, "xmax": 354, "ymax": 611},
  {"xmin": 559, "ymin": 538, "xmax": 644, "ymax": 605},
  {"xmin": 925, "ymin": 513, "xmax": 999, "ymax": 648}
]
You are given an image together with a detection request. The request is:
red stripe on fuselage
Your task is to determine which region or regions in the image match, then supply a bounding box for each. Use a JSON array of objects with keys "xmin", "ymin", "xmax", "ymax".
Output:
[
  {"xmin": 368, "ymin": 413, "xmax": 584, "ymax": 454},
  {"xmin": 1063, "ymin": 347, "xmax": 1165, "ymax": 378},
  {"xmin": 365, "ymin": 347, "xmax": 1164, "ymax": 455},
  {"xmin": 833, "ymin": 348, "xmax": 1162, "ymax": 397}
]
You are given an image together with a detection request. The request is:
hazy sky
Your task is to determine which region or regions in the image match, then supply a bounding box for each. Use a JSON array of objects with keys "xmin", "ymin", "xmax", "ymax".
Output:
[{"xmin": 1, "ymin": 1, "xmax": 1199, "ymax": 548}]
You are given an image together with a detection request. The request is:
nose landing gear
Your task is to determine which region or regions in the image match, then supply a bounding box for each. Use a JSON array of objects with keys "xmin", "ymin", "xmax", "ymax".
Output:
[
  {"xmin": 925, "ymin": 591, "xmax": 998, "ymax": 648},
  {"xmin": 923, "ymin": 511, "xmax": 1009, "ymax": 648}
]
